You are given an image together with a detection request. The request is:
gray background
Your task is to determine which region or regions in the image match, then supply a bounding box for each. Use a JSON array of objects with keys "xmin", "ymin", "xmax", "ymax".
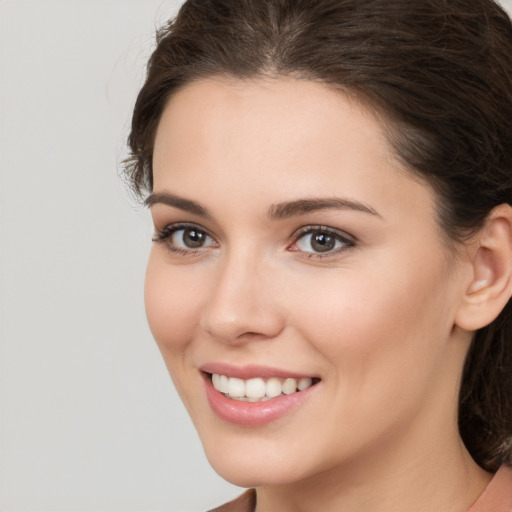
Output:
[
  {"xmin": 1, "ymin": 0, "xmax": 511, "ymax": 510},
  {"xmin": 0, "ymin": 1, "xmax": 239, "ymax": 510}
]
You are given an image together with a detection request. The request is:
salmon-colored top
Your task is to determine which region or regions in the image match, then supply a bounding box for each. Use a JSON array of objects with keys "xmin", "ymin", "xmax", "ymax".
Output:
[
  {"xmin": 468, "ymin": 465, "xmax": 512, "ymax": 512},
  {"xmin": 209, "ymin": 465, "xmax": 512, "ymax": 512}
]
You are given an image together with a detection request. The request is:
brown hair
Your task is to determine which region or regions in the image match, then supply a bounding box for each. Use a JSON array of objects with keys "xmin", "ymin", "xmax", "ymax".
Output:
[{"xmin": 124, "ymin": 0, "xmax": 512, "ymax": 471}]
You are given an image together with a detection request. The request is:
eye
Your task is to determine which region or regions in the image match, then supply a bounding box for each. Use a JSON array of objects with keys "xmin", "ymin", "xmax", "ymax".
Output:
[
  {"xmin": 153, "ymin": 223, "xmax": 217, "ymax": 253},
  {"xmin": 171, "ymin": 227, "xmax": 214, "ymax": 249},
  {"xmin": 290, "ymin": 226, "xmax": 355, "ymax": 256}
]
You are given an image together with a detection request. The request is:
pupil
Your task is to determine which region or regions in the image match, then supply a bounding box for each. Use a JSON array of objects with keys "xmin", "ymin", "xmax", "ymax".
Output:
[
  {"xmin": 184, "ymin": 229, "xmax": 205, "ymax": 248},
  {"xmin": 312, "ymin": 233, "xmax": 335, "ymax": 252}
]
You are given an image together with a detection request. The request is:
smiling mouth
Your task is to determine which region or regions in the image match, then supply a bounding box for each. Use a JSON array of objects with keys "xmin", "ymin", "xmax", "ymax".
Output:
[{"xmin": 208, "ymin": 373, "xmax": 321, "ymax": 402}]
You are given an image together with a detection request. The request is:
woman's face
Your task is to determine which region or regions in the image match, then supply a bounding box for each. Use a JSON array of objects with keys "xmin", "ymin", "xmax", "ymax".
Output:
[{"xmin": 146, "ymin": 77, "xmax": 472, "ymax": 487}]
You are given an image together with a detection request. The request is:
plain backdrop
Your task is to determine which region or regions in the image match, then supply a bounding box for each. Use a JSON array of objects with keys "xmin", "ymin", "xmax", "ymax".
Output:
[
  {"xmin": 0, "ymin": 1, "xmax": 240, "ymax": 510},
  {"xmin": 1, "ymin": 0, "xmax": 511, "ymax": 511}
]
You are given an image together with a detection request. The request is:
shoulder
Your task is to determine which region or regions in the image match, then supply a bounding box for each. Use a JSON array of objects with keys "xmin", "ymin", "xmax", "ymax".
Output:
[
  {"xmin": 208, "ymin": 489, "xmax": 256, "ymax": 512},
  {"xmin": 467, "ymin": 464, "xmax": 512, "ymax": 512}
]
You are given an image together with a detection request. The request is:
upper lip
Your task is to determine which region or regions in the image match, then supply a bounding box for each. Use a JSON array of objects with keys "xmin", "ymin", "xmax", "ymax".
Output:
[{"xmin": 200, "ymin": 362, "xmax": 318, "ymax": 380}]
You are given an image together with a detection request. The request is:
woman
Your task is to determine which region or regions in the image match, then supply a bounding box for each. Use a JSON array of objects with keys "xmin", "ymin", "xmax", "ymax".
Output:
[{"xmin": 124, "ymin": 0, "xmax": 512, "ymax": 510}]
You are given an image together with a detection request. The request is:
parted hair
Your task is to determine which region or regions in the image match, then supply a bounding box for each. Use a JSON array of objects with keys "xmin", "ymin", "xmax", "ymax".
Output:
[{"xmin": 124, "ymin": 0, "xmax": 512, "ymax": 471}]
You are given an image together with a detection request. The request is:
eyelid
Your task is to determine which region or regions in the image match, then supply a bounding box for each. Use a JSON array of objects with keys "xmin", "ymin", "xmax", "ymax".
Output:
[
  {"xmin": 288, "ymin": 225, "xmax": 357, "ymax": 257},
  {"xmin": 152, "ymin": 222, "xmax": 356, "ymax": 259},
  {"xmin": 152, "ymin": 222, "xmax": 218, "ymax": 250}
]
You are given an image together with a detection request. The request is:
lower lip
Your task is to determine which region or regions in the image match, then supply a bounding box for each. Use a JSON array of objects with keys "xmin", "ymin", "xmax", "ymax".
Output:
[{"xmin": 202, "ymin": 373, "xmax": 318, "ymax": 426}]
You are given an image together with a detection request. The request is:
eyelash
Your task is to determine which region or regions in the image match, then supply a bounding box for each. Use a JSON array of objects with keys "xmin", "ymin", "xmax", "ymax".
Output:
[
  {"xmin": 289, "ymin": 226, "xmax": 356, "ymax": 259},
  {"xmin": 152, "ymin": 222, "xmax": 217, "ymax": 255},
  {"xmin": 152, "ymin": 223, "xmax": 356, "ymax": 259}
]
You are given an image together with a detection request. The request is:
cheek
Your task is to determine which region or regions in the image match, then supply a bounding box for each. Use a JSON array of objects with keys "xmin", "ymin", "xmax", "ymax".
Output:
[
  {"xmin": 287, "ymin": 255, "xmax": 453, "ymax": 383},
  {"xmin": 144, "ymin": 251, "xmax": 203, "ymax": 355},
  {"xmin": 280, "ymin": 263, "xmax": 457, "ymax": 453}
]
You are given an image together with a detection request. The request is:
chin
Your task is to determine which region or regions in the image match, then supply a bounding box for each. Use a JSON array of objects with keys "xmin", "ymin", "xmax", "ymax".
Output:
[
  {"xmin": 199, "ymin": 431, "xmax": 320, "ymax": 488},
  {"xmin": 207, "ymin": 454, "xmax": 303, "ymax": 488}
]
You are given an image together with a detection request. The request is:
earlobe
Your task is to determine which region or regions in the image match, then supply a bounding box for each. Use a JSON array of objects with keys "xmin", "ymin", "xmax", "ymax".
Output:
[{"xmin": 455, "ymin": 204, "xmax": 512, "ymax": 331}]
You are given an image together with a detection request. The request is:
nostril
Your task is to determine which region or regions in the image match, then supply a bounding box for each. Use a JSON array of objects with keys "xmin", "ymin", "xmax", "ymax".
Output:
[{"xmin": 236, "ymin": 331, "xmax": 273, "ymax": 341}]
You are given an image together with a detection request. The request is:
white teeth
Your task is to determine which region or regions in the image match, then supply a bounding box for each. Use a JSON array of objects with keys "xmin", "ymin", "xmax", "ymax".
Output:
[
  {"xmin": 245, "ymin": 378, "xmax": 266, "ymax": 399},
  {"xmin": 298, "ymin": 377, "xmax": 313, "ymax": 391},
  {"xmin": 227, "ymin": 377, "xmax": 245, "ymax": 397},
  {"xmin": 266, "ymin": 377, "xmax": 282, "ymax": 398},
  {"xmin": 211, "ymin": 373, "xmax": 316, "ymax": 401},
  {"xmin": 219, "ymin": 374, "xmax": 229, "ymax": 393},
  {"xmin": 282, "ymin": 378, "xmax": 297, "ymax": 395}
]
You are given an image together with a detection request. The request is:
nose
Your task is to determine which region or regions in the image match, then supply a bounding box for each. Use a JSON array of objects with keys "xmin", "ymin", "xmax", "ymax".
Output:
[{"xmin": 200, "ymin": 250, "xmax": 285, "ymax": 345}]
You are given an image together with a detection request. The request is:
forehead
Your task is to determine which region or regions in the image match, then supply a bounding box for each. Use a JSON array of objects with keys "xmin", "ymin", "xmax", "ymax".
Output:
[
  {"xmin": 154, "ymin": 77, "xmax": 397, "ymax": 178},
  {"xmin": 154, "ymin": 76, "xmax": 388, "ymax": 146},
  {"xmin": 152, "ymin": 76, "xmax": 437, "ymax": 229}
]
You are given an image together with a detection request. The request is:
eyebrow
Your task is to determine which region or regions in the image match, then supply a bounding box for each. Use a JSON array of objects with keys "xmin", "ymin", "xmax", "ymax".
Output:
[
  {"xmin": 145, "ymin": 192, "xmax": 211, "ymax": 217},
  {"xmin": 268, "ymin": 197, "xmax": 381, "ymax": 220},
  {"xmin": 145, "ymin": 192, "xmax": 381, "ymax": 220}
]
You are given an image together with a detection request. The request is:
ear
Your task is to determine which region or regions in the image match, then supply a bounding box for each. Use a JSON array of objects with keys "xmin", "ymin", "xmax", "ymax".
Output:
[{"xmin": 455, "ymin": 204, "xmax": 512, "ymax": 331}]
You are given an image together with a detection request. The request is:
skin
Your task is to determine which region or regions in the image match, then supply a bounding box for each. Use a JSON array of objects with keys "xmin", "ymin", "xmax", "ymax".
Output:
[{"xmin": 146, "ymin": 77, "xmax": 494, "ymax": 512}]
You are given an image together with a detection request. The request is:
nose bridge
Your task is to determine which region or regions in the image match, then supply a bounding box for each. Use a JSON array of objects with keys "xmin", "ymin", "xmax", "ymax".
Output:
[{"xmin": 201, "ymin": 245, "xmax": 283, "ymax": 343}]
